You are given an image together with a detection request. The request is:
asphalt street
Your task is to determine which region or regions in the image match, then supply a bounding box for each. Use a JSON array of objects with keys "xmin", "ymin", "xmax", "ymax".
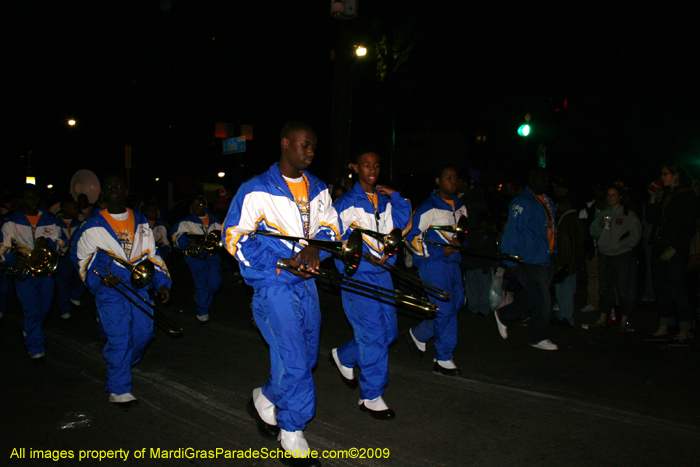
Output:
[{"xmin": 2, "ymin": 257, "xmax": 699, "ymax": 467}]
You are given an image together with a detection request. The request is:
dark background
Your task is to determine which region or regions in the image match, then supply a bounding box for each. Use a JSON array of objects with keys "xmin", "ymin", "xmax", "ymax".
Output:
[{"xmin": 3, "ymin": 1, "xmax": 699, "ymax": 202}]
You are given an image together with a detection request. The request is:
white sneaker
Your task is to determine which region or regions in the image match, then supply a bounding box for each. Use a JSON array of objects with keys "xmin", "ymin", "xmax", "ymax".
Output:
[
  {"xmin": 197, "ymin": 314, "xmax": 209, "ymax": 322},
  {"xmin": 495, "ymin": 310, "xmax": 508, "ymax": 339},
  {"xmin": 359, "ymin": 396, "xmax": 390, "ymax": 411},
  {"xmin": 580, "ymin": 305, "xmax": 597, "ymax": 313},
  {"xmin": 530, "ymin": 339, "xmax": 558, "ymax": 351},
  {"xmin": 252, "ymin": 387, "xmax": 277, "ymax": 426},
  {"xmin": 552, "ymin": 303, "xmax": 560, "ymax": 311},
  {"xmin": 61, "ymin": 313, "xmax": 71, "ymax": 320},
  {"xmin": 331, "ymin": 348, "xmax": 355, "ymax": 381},
  {"xmin": 433, "ymin": 358, "xmax": 457, "ymax": 370},
  {"xmin": 409, "ymin": 328, "xmax": 426, "ymax": 351},
  {"xmin": 279, "ymin": 429, "xmax": 312, "ymax": 458},
  {"xmin": 30, "ymin": 352, "xmax": 46, "ymax": 359},
  {"xmin": 70, "ymin": 299, "xmax": 81, "ymax": 306},
  {"xmin": 109, "ymin": 392, "xmax": 136, "ymax": 403}
]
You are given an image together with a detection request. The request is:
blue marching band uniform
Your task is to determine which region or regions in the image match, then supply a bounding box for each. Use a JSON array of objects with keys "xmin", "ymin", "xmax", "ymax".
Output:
[
  {"xmin": 333, "ymin": 182, "xmax": 412, "ymax": 404},
  {"xmin": 171, "ymin": 209, "xmax": 223, "ymax": 321},
  {"xmin": 54, "ymin": 215, "xmax": 85, "ymax": 318},
  {"xmin": 223, "ymin": 162, "xmax": 340, "ymax": 435},
  {"xmin": 405, "ymin": 192, "xmax": 467, "ymax": 368},
  {"xmin": 0, "ymin": 209, "xmax": 65, "ymax": 359},
  {"xmin": 71, "ymin": 208, "xmax": 171, "ymax": 397}
]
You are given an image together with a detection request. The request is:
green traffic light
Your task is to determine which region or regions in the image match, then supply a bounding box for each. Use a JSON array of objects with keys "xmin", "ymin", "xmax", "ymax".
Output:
[{"xmin": 518, "ymin": 124, "xmax": 531, "ymax": 137}]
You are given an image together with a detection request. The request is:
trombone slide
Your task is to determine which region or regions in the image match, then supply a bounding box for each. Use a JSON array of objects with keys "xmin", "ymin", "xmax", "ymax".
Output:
[{"xmin": 275, "ymin": 260, "xmax": 437, "ymax": 314}]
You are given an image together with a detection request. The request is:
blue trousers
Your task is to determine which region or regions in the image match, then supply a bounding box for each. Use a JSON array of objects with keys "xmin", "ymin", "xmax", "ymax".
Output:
[
  {"xmin": 254, "ymin": 280, "xmax": 321, "ymax": 432},
  {"xmin": 16, "ymin": 276, "xmax": 54, "ymax": 356},
  {"xmin": 54, "ymin": 256, "xmax": 85, "ymax": 315},
  {"xmin": 337, "ymin": 271, "xmax": 398, "ymax": 401},
  {"xmin": 0, "ymin": 272, "xmax": 13, "ymax": 315},
  {"xmin": 96, "ymin": 288, "xmax": 155, "ymax": 395},
  {"xmin": 184, "ymin": 255, "xmax": 223, "ymax": 316},
  {"xmin": 411, "ymin": 261, "xmax": 465, "ymax": 361},
  {"xmin": 497, "ymin": 263, "xmax": 553, "ymax": 345}
]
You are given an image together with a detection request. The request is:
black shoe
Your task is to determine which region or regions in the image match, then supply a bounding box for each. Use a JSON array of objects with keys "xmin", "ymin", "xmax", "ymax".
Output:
[
  {"xmin": 32, "ymin": 356, "xmax": 46, "ymax": 367},
  {"xmin": 432, "ymin": 362, "xmax": 461, "ymax": 377},
  {"xmin": 401, "ymin": 329, "xmax": 424, "ymax": 360},
  {"xmin": 667, "ymin": 336, "xmax": 691, "ymax": 347},
  {"xmin": 246, "ymin": 398, "xmax": 279, "ymax": 440},
  {"xmin": 359, "ymin": 402, "xmax": 396, "ymax": 421},
  {"xmin": 642, "ymin": 333, "xmax": 670, "ymax": 342},
  {"xmin": 328, "ymin": 352, "xmax": 357, "ymax": 389},
  {"xmin": 111, "ymin": 400, "xmax": 138, "ymax": 409},
  {"xmin": 550, "ymin": 319, "xmax": 573, "ymax": 328}
]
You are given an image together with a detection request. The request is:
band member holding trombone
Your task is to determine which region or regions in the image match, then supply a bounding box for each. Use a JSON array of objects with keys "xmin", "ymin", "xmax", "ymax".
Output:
[
  {"xmin": 171, "ymin": 195, "xmax": 223, "ymax": 323},
  {"xmin": 72, "ymin": 175, "xmax": 171, "ymax": 407},
  {"xmin": 404, "ymin": 167, "xmax": 467, "ymax": 376},
  {"xmin": 330, "ymin": 149, "xmax": 411, "ymax": 420},
  {"xmin": 0, "ymin": 184, "xmax": 64, "ymax": 365},
  {"xmin": 54, "ymin": 198, "xmax": 85, "ymax": 319},
  {"xmin": 223, "ymin": 122, "xmax": 338, "ymax": 466}
]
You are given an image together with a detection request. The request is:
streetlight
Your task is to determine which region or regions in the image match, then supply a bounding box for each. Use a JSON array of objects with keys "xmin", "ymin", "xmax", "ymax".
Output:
[
  {"xmin": 67, "ymin": 119, "xmax": 76, "ymax": 126},
  {"xmin": 217, "ymin": 172, "xmax": 225, "ymax": 178},
  {"xmin": 47, "ymin": 184, "xmax": 53, "ymax": 189},
  {"xmin": 355, "ymin": 45, "xmax": 367, "ymax": 57}
]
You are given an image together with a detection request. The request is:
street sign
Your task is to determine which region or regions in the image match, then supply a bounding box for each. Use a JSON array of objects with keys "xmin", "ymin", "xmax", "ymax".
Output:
[{"xmin": 223, "ymin": 136, "xmax": 246, "ymax": 155}]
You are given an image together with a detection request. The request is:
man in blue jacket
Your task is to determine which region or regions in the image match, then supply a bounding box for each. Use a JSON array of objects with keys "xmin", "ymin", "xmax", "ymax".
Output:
[
  {"xmin": 331, "ymin": 149, "xmax": 411, "ymax": 420},
  {"xmin": 403, "ymin": 167, "xmax": 467, "ymax": 376},
  {"xmin": 72, "ymin": 175, "xmax": 171, "ymax": 407},
  {"xmin": 223, "ymin": 122, "xmax": 338, "ymax": 467},
  {"xmin": 494, "ymin": 168, "xmax": 559, "ymax": 350}
]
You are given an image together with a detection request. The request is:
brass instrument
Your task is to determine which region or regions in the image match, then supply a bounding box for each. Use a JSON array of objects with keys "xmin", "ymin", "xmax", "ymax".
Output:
[
  {"xmin": 254, "ymin": 230, "xmax": 436, "ymax": 314},
  {"xmin": 185, "ymin": 230, "xmax": 223, "ymax": 259},
  {"xmin": 351, "ymin": 227, "xmax": 402, "ymax": 257},
  {"xmin": 350, "ymin": 226, "xmax": 451, "ymax": 300},
  {"xmin": 93, "ymin": 270, "xmax": 183, "ymax": 338},
  {"xmin": 429, "ymin": 216, "xmax": 468, "ymax": 242},
  {"xmin": 362, "ymin": 253, "xmax": 451, "ymax": 300},
  {"xmin": 0, "ymin": 245, "xmax": 59, "ymax": 280},
  {"xmin": 419, "ymin": 239, "xmax": 523, "ymax": 264},
  {"xmin": 275, "ymin": 260, "xmax": 437, "ymax": 314},
  {"xmin": 98, "ymin": 249, "xmax": 155, "ymax": 289},
  {"xmin": 254, "ymin": 230, "xmax": 363, "ymax": 276}
]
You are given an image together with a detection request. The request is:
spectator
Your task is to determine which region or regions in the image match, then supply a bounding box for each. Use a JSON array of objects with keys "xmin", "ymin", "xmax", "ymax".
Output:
[{"xmin": 590, "ymin": 185, "xmax": 642, "ymax": 330}]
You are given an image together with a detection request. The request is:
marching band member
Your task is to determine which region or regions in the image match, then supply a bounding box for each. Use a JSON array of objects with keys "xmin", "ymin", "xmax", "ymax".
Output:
[
  {"xmin": 171, "ymin": 196, "xmax": 223, "ymax": 323},
  {"xmin": 330, "ymin": 149, "xmax": 411, "ymax": 420},
  {"xmin": 0, "ymin": 184, "xmax": 64, "ymax": 365},
  {"xmin": 403, "ymin": 167, "xmax": 467, "ymax": 376},
  {"xmin": 142, "ymin": 202, "xmax": 171, "ymax": 260},
  {"xmin": 54, "ymin": 198, "xmax": 85, "ymax": 318},
  {"xmin": 72, "ymin": 175, "xmax": 171, "ymax": 407},
  {"xmin": 223, "ymin": 122, "xmax": 338, "ymax": 467}
]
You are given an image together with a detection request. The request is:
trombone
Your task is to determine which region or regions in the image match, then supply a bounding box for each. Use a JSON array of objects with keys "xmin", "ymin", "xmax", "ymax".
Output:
[
  {"xmin": 351, "ymin": 227, "xmax": 402, "ymax": 257},
  {"xmin": 275, "ymin": 260, "xmax": 437, "ymax": 313},
  {"xmin": 97, "ymin": 249, "xmax": 183, "ymax": 338},
  {"xmin": 185, "ymin": 230, "xmax": 223, "ymax": 259},
  {"xmin": 429, "ymin": 216, "xmax": 469, "ymax": 242},
  {"xmin": 254, "ymin": 230, "xmax": 363, "ymax": 276},
  {"xmin": 350, "ymin": 227, "xmax": 451, "ymax": 300},
  {"xmin": 253, "ymin": 230, "xmax": 437, "ymax": 314},
  {"xmin": 419, "ymin": 239, "xmax": 523, "ymax": 264},
  {"xmin": 0, "ymin": 245, "xmax": 59, "ymax": 280}
]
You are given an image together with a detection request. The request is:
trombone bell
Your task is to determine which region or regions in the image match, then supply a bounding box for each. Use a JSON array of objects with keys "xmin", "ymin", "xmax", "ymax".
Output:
[{"xmin": 98, "ymin": 249, "xmax": 155, "ymax": 288}]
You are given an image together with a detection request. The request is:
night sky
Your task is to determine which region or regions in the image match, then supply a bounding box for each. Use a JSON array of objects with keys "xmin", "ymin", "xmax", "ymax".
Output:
[{"xmin": 3, "ymin": 1, "xmax": 699, "ymax": 201}]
